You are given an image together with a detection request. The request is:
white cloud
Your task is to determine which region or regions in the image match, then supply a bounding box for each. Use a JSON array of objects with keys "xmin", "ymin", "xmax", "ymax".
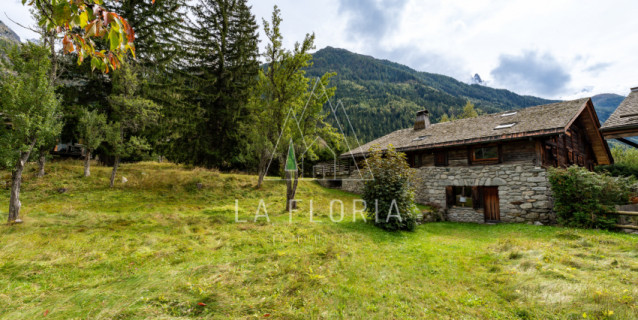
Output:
[
  {"xmin": 2, "ymin": 0, "xmax": 40, "ymax": 41},
  {"xmin": 4, "ymin": 0, "xmax": 638, "ymax": 98}
]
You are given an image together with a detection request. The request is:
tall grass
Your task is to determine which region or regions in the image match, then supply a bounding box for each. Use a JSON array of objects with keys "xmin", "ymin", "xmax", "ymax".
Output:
[{"xmin": 0, "ymin": 160, "xmax": 636, "ymax": 319}]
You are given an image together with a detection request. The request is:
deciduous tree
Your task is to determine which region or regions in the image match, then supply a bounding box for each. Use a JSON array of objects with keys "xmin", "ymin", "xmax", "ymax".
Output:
[
  {"xmin": 77, "ymin": 108, "xmax": 107, "ymax": 177},
  {"xmin": 24, "ymin": 0, "xmax": 137, "ymax": 72},
  {"xmin": 106, "ymin": 63, "xmax": 160, "ymax": 187},
  {"xmin": 438, "ymin": 100, "xmax": 480, "ymax": 122},
  {"xmin": 0, "ymin": 44, "xmax": 62, "ymax": 223},
  {"xmin": 247, "ymin": 6, "xmax": 338, "ymax": 210}
]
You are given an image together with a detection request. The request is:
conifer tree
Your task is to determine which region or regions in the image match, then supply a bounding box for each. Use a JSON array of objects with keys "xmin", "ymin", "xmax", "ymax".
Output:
[{"xmin": 180, "ymin": 0, "xmax": 260, "ymax": 168}]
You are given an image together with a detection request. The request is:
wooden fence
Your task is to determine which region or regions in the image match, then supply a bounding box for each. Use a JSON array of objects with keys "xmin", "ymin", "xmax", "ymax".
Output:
[
  {"xmin": 612, "ymin": 205, "xmax": 638, "ymax": 231},
  {"xmin": 312, "ymin": 161, "xmax": 356, "ymax": 179}
]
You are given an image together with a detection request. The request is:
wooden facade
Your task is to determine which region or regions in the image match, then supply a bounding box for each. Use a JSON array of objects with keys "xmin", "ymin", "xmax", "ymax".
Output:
[{"xmin": 405, "ymin": 109, "xmax": 604, "ymax": 170}]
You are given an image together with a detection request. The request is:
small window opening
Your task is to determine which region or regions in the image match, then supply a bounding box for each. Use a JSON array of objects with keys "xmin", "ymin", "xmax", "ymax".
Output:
[
  {"xmin": 494, "ymin": 122, "xmax": 517, "ymax": 130},
  {"xmin": 453, "ymin": 186, "xmax": 473, "ymax": 207}
]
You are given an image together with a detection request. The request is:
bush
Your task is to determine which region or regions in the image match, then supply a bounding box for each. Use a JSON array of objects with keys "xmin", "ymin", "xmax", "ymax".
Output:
[
  {"xmin": 595, "ymin": 163, "xmax": 638, "ymax": 178},
  {"xmin": 548, "ymin": 166, "xmax": 634, "ymax": 230},
  {"xmin": 362, "ymin": 145, "xmax": 418, "ymax": 231},
  {"xmin": 596, "ymin": 146, "xmax": 638, "ymax": 178}
]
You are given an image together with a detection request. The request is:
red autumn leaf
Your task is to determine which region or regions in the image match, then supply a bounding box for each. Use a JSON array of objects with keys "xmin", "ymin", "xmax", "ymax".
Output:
[
  {"xmin": 43, "ymin": 309, "xmax": 50, "ymax": 316},
  {"xmin": 62, "ymin": 35, "xmax": 74, "ymax": 53},
  {"xmin": 197, "ymin": 302, "xmax": 206, "ymax": 306},
  {"xmin": 263, "ymin": 314, "xmax": 271, "ymax": 317}
]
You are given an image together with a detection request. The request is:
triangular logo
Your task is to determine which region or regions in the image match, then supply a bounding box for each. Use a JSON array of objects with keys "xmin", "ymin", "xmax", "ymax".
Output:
[
  {"xmin": 284, "ymin": 139, "xmax": 298, "ymax": 172},
  {"xmin": 264, "ymin": 78, "xmax": 373, "ymax": 181}
]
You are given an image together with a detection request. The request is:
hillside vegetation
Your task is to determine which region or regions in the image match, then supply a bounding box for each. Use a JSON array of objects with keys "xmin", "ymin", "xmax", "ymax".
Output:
[
  {"xmin": 1, "ymin": 161, "xmax": 637, "ymax": 319},
  {"xmin": 0, "ymin": 21, "xmax": 20, "ymax": 43},
  {"xmin": 306, "ymin": 47, "xmax": 557, "ymax": 142},
  {"xmin": 307, "ymin": 47, "xmax": 627, "ymax": 142},
  {"xmin": 592, "ymin": 93, "xmax": 626, "ymax": 124}
]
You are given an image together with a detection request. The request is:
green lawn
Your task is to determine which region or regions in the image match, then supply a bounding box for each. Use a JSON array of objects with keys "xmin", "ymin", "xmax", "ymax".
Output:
[{"xmin": 0, "ymin": 161, "xmax": 637, "ymax": 319}]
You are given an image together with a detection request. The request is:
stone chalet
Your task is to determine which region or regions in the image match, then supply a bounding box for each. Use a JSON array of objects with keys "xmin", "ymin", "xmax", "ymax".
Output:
[{"xmin": 338, "ymin": 98, "xmax": 613, "ymax": 224}]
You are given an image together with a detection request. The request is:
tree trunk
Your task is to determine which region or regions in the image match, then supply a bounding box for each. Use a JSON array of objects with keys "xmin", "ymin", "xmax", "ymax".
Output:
[
  {"xmin": 110, "ymin": 155, "xmax": 120, "ymax": 188},
  {"xmin": 8, "ymin": 140, "xmax": 36, "ymax": 223},
  {"xmin": 37, "ymin": 149, "xmax": 46, "ymax": 178},
  {"xmin": 285, "ymin": 171, "xmax": 299, "ymax": 211},
  {"xmin": 257, "ymin": 169, "xmax": 265, "ymax": 189},
  {"xmin": 256, "ymin": 150, "xmax": 270, "ymax": 189},
  {"xmin": 84, "ymin": 150, "xmax": 91, "ymax": 177}
]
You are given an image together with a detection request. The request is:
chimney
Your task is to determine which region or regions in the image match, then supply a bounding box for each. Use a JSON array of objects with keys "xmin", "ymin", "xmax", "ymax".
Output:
[
  {"xmin": 631, "ymin": 87, "xmax": 638, "ymax": 93},
  {"xmin": 414, "ymin": 110, "xmax": 431, "ymax": 130}
]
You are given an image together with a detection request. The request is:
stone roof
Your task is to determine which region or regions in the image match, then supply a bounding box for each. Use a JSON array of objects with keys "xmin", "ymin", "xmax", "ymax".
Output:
[
  {"xmin": 343, "ymin": 98, "xmax": 591, "ymax": 157},
  {"xmin": 600, "ymin": 89, "xmax": 638, "ymax": 132}
]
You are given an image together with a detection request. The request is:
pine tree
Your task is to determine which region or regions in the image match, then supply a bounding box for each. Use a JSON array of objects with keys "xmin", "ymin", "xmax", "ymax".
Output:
[
  {"xmin": 107, "ymin": 0, "xmax": 192, "ymax": 160},
  {"xmin": 108, "ymin": 0, "xmax": 189, "ymax": 70},
  {"xmin": 180, "ymin": 0, "xmax": 260, "ymax": 168}
]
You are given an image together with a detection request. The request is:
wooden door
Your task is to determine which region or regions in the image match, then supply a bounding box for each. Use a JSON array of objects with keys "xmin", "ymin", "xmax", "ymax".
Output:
[{"xmin": 483, "ymin": 187, "xmax": 500, "ymax": 222}]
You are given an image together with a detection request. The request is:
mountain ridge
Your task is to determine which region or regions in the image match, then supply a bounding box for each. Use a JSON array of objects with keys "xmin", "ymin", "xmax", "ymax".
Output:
[
  {"xmin": 0, "ymin": 20, "xmax": 21, "ymax": 43},
  {"xmin": 306, "ymin": 47, "xmax": 623, "ymax": 142},
  {"xmin": 591, "ymin": 93, "xmax": 625, "ymax": 124},
  {"xmin": 306, "ymin": 47, "xmax": 557, "ymax": 142}
]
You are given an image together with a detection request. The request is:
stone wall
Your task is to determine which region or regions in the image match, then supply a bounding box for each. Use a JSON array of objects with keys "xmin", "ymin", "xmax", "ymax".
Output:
[
  {"xmin": 332, "ymin": 163, "xmax": 555, "ymax": 224},
  {"xmin": 341, "ymin": 179, "xmax": 364, "ymax": 194},
  {"xmin": 447, "ymin": 207, "xmax": 485, "ymax": 223},
  {"xmin": 413, "ymin": 164, "xmax": 554, "ymax": 224}
]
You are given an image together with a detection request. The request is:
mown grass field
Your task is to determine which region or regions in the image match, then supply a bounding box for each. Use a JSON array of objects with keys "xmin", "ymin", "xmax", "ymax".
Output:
[{"xmin": 0, "ymin": 161, "xmax": 637, "ymax": 319}]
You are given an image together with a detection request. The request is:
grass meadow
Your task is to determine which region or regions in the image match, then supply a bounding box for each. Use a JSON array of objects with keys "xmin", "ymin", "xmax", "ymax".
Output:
[{"xmin": 0, "ymin": 161, "xmax": 637, "ymax": 319}]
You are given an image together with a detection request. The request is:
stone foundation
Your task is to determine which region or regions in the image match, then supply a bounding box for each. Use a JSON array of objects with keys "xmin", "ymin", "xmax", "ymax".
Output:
[
  {"xmin": 327, "ymin": 163, "xmax": 555, "ymax": 224},
  {"xmin": 447, "ymin": 207, "xmax": 485, "ymax": 223},
  {"xmin": 413, "ymin": 164, "xmax": 554, "ymax": 224}
]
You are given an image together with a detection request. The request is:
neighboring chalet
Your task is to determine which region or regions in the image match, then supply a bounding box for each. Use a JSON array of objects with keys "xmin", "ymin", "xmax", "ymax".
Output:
[
  {"xmin": 600, "ymin": 87, "xmax": 638, "ymax": 145},
  {"xmin": 339, "ymin": 98, "xmax": 612, "ymax": 224}
]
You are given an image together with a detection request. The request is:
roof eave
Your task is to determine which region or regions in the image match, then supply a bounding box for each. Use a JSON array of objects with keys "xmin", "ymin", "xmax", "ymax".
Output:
[{"xmin": 340, "ymin": 128, "xmax": 564, "ymax": 158}]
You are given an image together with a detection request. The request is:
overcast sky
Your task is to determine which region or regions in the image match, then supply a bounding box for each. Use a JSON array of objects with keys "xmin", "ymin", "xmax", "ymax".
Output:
[{"xmin": 4, "ymin": 0, "xmax": 638, "ymax": 99}]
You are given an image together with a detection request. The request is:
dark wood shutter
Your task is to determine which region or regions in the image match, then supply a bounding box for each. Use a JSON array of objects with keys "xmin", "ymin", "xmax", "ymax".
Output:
[
  {"xmin": 483, "ymin": 187, "xmax": 500, "ymax": 222},
  {"xmin": 435, "ymin": 151, "xmax": 448, "ymax": 166},
  {"xmin": 472, "ymin": 187, "xmax": 484, "ymax": 209},
  {"xmin": 445, "ymin": 186, "xmax": 455, "ymax": 208}
]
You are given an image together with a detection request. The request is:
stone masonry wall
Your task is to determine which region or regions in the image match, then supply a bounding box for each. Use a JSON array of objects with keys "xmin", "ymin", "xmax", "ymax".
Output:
[
  {"xmin": 337, "ymin": 163, "xmax": 554, "ymax": 224},
  {"xmin": 447, "ymin": 207, "xmax": 485, "ymax": 223},
  {"xmin": 414, "ymin": 164, "xmax": 554, "ymax": 224}
]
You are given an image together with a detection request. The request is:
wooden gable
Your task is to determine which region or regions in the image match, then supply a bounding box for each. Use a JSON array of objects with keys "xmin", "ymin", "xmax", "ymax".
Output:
[{"xmin": 573, "ymin": 99, "xmax": 613, "ymax": 165}]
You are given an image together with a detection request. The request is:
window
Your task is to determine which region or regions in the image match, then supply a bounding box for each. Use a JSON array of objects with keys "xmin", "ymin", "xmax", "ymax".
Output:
[
  {"xmin": 453, "ymin": 187, "xmax": 473, "ymax": 207},
  {"xmin": 413, "ymin": 135, "xmax": 430, "ymax": 141},
  {"xmin": 494, "ymin": 122, "xmax": 517, "ymax": 130},
  {"xmin": 472, "ymin": 146, "xmax": 499, "ymax": 162},
  {"xmin": 434, "ymin": 151, "xmax": 448, "ymax": 166},
  {"xmin": 501, "ymin": 111, "xmax": 517, "ymax": 117}
]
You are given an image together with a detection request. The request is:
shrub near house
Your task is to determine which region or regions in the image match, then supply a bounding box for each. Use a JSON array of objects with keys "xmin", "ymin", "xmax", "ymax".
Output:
[
  {"xmin": 548, "ymin": 166, "xmax": 634, "ymax": 229},
  {"xmin": 362, "ymin": 145, "xmax": 418, "ymax": 231}
]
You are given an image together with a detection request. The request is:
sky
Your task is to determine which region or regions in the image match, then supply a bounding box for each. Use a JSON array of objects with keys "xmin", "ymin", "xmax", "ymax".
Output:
[{"xmin": 3, "ymin": 0, "xmax": 638, "ymax": 99}]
